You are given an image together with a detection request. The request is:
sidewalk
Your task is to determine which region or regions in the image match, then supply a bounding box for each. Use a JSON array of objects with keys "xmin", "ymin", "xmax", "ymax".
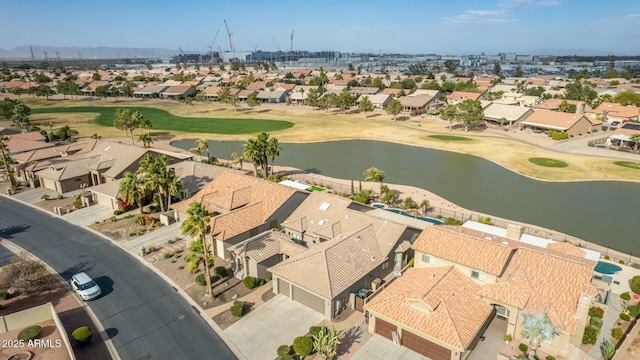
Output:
[{"xmin": 589, "ymin": 293, "xmax": 621, "ymax": 358}]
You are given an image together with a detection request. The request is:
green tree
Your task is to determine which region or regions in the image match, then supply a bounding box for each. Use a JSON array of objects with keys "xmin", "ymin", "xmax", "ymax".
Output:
[
  {"xmin": 493, "ymin": 62, "xmax": 502, "ymax": 77},
  {"xmin": 337, "ymin": 88, "xmax": 354, "ymax": 114},
  {"xmin": 57, "ymin": 80, "xmax": 79, "ymax": 100},
  {"xmin": 118, "ymin": 171, "xmax": 147, "ymax": 214},
  {"xmin": 181, "ymin": 202, "xmax": 214, "ymax": 297},
  {"xmin": 358, "ymin": 95, "xmax": 374, "ymax": 118},
  {"xmin": 0, "ymin": 135, "xmax": 16, "ymax": 189},
  {"xmin": 243, "ymin": 133, "xmax": 274, "ymax": 178},
  {"xmin": 143, "ymin": 119, "xmax": 153, "ymax": 136},
  {"xmin": 231, "ymin": 152, "xmax": 244, "ymax": 170},
  {"xmin": 386, "ymin": 99, "xmax": 403, "ymax": 121},
  {"xmin": 514, "ymin": 62, "xmax": 524, "ymax": 77},
  {"xmin": 94, "ymin": 85, "xmax": 110, "ymax": 100},
  {"xmin": 131, "ymin": 111, "xmax": 143, "ymax": 136},
  {"xmin": 363, "ymin": 167, "xmax": 385, "ymax": 189},
  {"xmin": 137, "ymin": 133, "xmax": 153, "ymax": 148},
  {"xmin": 456, "ymin": 99, "xmax": 484, "ymax": 131},
  {"xmin": 218, "ymin": 86, "xmax": 232, "ymax": 111},
  {"xmin": 92, "ymin": 72, "xmax": 101, "ymax": 80},
  {"xmin": 564, "ymin": 81, "xmax": 597, "ymax": 101},
  {"xmin": 12, "ymin": 103, "xmax": 31, "ymax": 132},
  {"xmin": 443, "ymin": 60, "xmax": 457, "ymax": 74},
  {"xmin": 306, "ymin": 88, "xmax": 321, "ymax": 109},
  {"xmin": 613, "ymin": 91, "xmax": 640, "ymax": 107},
  {"xmin": 382, "ymin": 190, "xmax": 398, "ymax": 206},
  {"xmin": 520, "ymin": 311, "xmax": 561, "ymax": 359},
  {"xmin": 403, "ymin": 197, "xmax": 416, "ymax": 209},
  {"xmin": 34, "ymin": 85, "xmax": 53, "ymax": 100},
  {"xmin": 320, "ymin": 93, "xmax": 338, "ymax": 113},
  {"xmin": 113, "ymin": 108, "xmax": 133, "ymax": 138},
  {"xmin": 195, "ymin": 93, "xmax": 208, "ymax": 112},
  {"xmin": 440, "ymin": 104, "xmax": 458, "ymax": 130},
  {"xmin": 266, "ymin": 137, "xmax": 282, "ymax": 177},
  {"xmin": 189, "ymin": 139, "xmax": 209, "ymax": 162},
  {"xmin": 0, "ymin": 98, "xmax": 17, "ymax": 120},
  {"xmin": 420, "ymin": 199, "xmax": 430, "ymax": 214},
  {"xmin": 559, "ymin": 100, "xmax": 571, "ymax": 113},
  {"xmin": 246, "ymin": 92, "xmax": 260, "ymax": 113},
  {"xmin": 601, "ymin": 339, "xmax": 615, "ymax": 360}
]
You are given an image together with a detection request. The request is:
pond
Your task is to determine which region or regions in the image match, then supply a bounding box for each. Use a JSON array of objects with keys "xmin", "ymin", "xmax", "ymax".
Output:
[{"xmin": 171, "ymin": 139, "xmax": 640, "ymax": 255}]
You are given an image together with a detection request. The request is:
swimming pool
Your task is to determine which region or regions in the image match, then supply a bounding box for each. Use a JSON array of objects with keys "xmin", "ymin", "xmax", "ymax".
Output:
[
  {"xmin": 382, "ymin": 208, "xmax": 443, "ymax": 225},
  {"xmin": 594, "ymin": 261, "xmax": 622, "ymax": 274}
]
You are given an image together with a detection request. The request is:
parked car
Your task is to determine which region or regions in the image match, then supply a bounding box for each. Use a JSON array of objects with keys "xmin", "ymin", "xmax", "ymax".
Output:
[
  {"xmin": 610, "ymin": 121, "xmax": 620, "ymax": 127},
  {"xmin": 71, "ymin": 272, "xmax": 101, "ymax": 301}
]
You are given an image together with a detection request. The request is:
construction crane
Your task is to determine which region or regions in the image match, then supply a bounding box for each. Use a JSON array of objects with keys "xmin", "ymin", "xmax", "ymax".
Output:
[
  {"xmin": 208, "ymin": 30, "xmax": 220, "ymax": 64},
  {"xmin": 55, "ymin": 51, "xmax": 60, "ymax": 65},
  {"xmin": 224, "ymin": 20, "xmax": 234, "ymax": 53},
  {"xmin": 289, "ymin": 30, "xmax": 294, "ymax": 63},
  {"xmin": 178, "ymin": 47, "xmax": 186, "ymax": 67},
  {"xmin": 271, "ymin": 35, "xmax": 282, "ymax": 62},
  {"xmin": 30, "ymin": 46, "xmax": 36, "ymax": 67}
]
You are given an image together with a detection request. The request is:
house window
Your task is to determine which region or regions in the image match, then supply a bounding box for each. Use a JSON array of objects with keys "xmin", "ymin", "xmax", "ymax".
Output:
[
  {"xmin": 496, "ymin": 305, "xmax": 510, "ymax": 319},
  {"xmin": 382, "ymin": 260, "xmax": 389, "ymax": 270},
  {"xmin": 471, "ymin": 270, "xmax": 487, "ymax": 282},
  {"xmin": 422, "ymin": 254, "xmax": 435, "ymax": 265},
  {"xmin": 292, "ymin": 233, "xmax": 300, "ymax": 240}
]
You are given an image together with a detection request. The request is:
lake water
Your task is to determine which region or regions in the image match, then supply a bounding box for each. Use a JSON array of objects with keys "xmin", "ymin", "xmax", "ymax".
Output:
[{"xmin": 172, "ymin": 139, "xmax": 640, "ymax": 255}]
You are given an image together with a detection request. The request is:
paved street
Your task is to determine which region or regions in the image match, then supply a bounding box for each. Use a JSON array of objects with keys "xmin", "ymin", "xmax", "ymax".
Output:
[{"xmin": 0, "ymin": 196, "xmax": 237, "ymax": 360}]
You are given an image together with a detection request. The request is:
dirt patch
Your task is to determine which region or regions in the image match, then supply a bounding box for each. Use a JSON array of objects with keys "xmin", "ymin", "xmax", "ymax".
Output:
[
  {"xmin": 88, "ymin": 214, "xmax": 162, "ymax": 242},
  {"xmin": 212, "ymin": 309, "xmax": 242, "ymax": 330},
  {"xmin": 33, "ymin": 197, "xmax": 76, "ymax": 214}
]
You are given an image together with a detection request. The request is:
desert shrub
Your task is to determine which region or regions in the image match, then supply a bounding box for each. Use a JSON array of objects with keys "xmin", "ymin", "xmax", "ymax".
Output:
[
  {"xmin": 293, "ymin": 336, "xmax": 313, "ymax": 356},
  {"xmin": 148, "ymin": 246, "xmax": 157, "ymax": 253},
  {"xmin": 163, "ymin": 252, "xmax": 173, "ymax": 259},
  {"xmin": 604, "ymin": 255, "xmax": 610, "ymax": 260},
  {"xmin": 41, "ymin": 194, "xmax": 50, "ymax": 200},
  {"xmin": 407, "ymin": 258, "xmax": 414, "ymax": 267},
  {"xmin": 621, "ymin": 292, "xmax": 631, "ymax": 301},
  {"xmin": 57, "ymin": 194, "xmax": 63, "ymax": 200},
  {"xmin": 195, "ymin": 274, "xmax": 207, "ymax": 286},
  {"xmin": 0, "ymin": 290, "xmax": 11, "ymax": 300},
  {"xmin": 17, "ymin": 325, "xmax": 42, "ymax": 341},
  {"xmin": 546, "ymin": 357, "xmax": 555, "ymax": 360},
  {"xmin": 620, "ymin": 260, "xmax": 626, "ymax": 265},
  {"xmin": 590, "ymin": 317, "xmax": 603, "ymax": 329},
  {"xmin": 632, "ymin": 263, "xmax": 640, "ymax": 269},
  {"xmin": 73, "ymin": 194, "xmax": 83, "ymax": 209},
  {"xmin": 442, "ymin": 217, "xmax": 463, "ymax": 225},
  {"xmin": 632, "ymin": 276, "xmax": 640, "ymax": 294},
  {"xmin": 277, "ymin": 345, "xmax": 291, "ymax": 356},
  {"xmin": 113, "ymin": 210, "xmax": 123, "ymax": 215},
  {"xmin": 230, "ymin": 301, "xmax": 244, "ymax": 317},
  {"xmin": 589, "ymin": 306, "xmax": 604, "ymax": 318},
  {"xmin": 167, "ymin": 239, "xmax": 175, "ymax": 244},
  {"xmin": 519, "ymin": 343, "xmax": 528, "ymax": 353},
  {"xmin": 620, "ymin": 313, "xmax": 631, "ymax": 321},
  {"xmin": 279, "ymin": 356, "xmax": 294, "ymax": 360},
  {"xmin": 72, "ymin": 326, "xmax": 93, "ymax": 343},
  {"xmin": 243, "ymin": 276, "xmax": 256, "ymax": 289},
  {"xmin": 266, "ymin": 275, "xmax": 272, "ymax": 281},
  {"xmin": 214, "ymin": 266, "xmax": 227, "ymax": 278},
  {"xmin": 612, "ymin": 328, "xmax": 624, "ymax": 340},
  {"xmin": 309, "ymin": 326, "xmax": 323, "ymax": 337},
  {"xmin": 629, "ymin": 305, "xmax": 640, "ymax": 318},
  {"xmin": 178, "ymin": 266, "xmax": 184, "ymax": 270},
  {"xmin": 259, "ymin": 279, "xmax": 265, "ymax": 286},
  {"xmin": 582, "ymin": 326, "xmax": 598, "ymax": 344}
]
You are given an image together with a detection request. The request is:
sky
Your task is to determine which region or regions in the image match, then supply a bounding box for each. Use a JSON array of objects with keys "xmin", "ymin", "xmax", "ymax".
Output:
[{"xmin": 2, "ymin": 0, "xmax": 640, "ymax": 55}]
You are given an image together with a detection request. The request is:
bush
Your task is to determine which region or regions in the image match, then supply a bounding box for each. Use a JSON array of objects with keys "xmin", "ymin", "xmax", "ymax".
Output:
[
  {"xmin": 259, "ymin": 279, "xmax": 265, "ymax": 286},
  {"xmin": 57, "ymin": 194, "xmax": 64, "ymax": 200},
  {"xmin": 407, "ymin": 258, "xmax": 414, "ymax": 267},
  {"xmin": 632, "ymin": 276, "xmax": 640, "ymax": 294},
  {"xmin": 629, "ymin": 305, "xmax": 640, "ymax": 318},
  {"xmin": 632, "ymin": 263, "xmax": 640, "ymax": 269},
  {"xmin": 589, "ymin": 306, "xmax": 604, "ymax": 318},
  {"xmin": 612, "ymin": 328, "xmax": 624, "ymax": 340},
  {"xmin": 73, "ymin": 195, "xmax": 83, "ymax": 209},
  {"xmin": 604, "ymin": 255, "xmax": 610, "ymax": 260},
  {"xmin": 546, "ymin": 357, "xmax": 555, "ymax": 360},
  {"xmin": 72, "ymin": 326, "xmax": 93, "ymax": 344},
  {"xmin": 178, "ymin": 266, "xmax": 184, "ymax": 270},
  {"xmin": 582, "ymin": 326, "xmax": 598, "ymax": 344},
  {"xmin": 279, "ymin": 356, "xmax": 294, "ymax": 360},
  {"xmin": 621, "ymin": 292, "xmax": 631, "ymax": 301},
  {"xmin": 214, "ymin": 266, "xmax": 227, "ymax": 278},
  {"xmin": 619, "ymin": 260, "xmax": 626, "ymax": 265},
  {"xmin": 309, "ymin": 326, "xmax": 323, "ymax": 337},
  {"xmin": 163, "ymin": 252, "xmax": 173, "ymax": 259},
  {"xmin": 41, "ymin": 194, "xmax": 50, "ymax": 200},
  {"xmin": 277, "ymin": 345, "xmax": 291, "ymax": 356},
  {"xmin": 0, "ymin": 290, "xmax": 11, "ymax": 300},
  {"xmin": 243, "ymin": 276, "xmax": 256, "ymax": 289},
  {"xmin": 590, "ymin": 317, "xmax": 603, "ymax": 329},
  {"xmin": 230, "ymin": 301, "xmax": 244, "ymax": 317},
  {"xmin": 195, "ymin": 274, "xmax": 207, "ymax": 286},
  {"xmin": 519, "ymin": 343, "xmax": 528, "ymax": 353},
  {"xmin": 620, "ymin": 313, "xmax": 631, "ymax": 321},
  {"xmin": 17, "ymin": 325, "xmax": 42, "ymax": 341},
  {"xmin": 266, "ymin": 275, "xmax": 272, "ymax": 282},
  {"xmin": 293, "ymin": 336, "xmax": 313, "ymax": 356},
  {"xmin": 442, "ymin": 217, "xmax": 463, "ymax": 225}
]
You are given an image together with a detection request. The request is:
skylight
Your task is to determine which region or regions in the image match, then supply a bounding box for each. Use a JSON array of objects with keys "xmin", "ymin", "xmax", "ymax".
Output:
[{"xmin": 319, "ymin": 202, "xmax": 331, "ymax": 211}]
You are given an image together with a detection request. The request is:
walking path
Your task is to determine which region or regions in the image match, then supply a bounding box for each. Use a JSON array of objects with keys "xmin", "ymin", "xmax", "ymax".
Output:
[{"xmin": 589, "ymin": 293, "xmax": 621, "ymax": 359}]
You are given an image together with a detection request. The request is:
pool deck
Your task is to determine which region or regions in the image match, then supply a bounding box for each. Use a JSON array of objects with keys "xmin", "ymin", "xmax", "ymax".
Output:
[{"xmin": 598, "ymin": 259, "xmax": 640, "ymax": 294}]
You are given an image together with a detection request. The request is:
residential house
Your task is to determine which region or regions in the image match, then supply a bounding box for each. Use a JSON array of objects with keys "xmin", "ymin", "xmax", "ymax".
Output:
[
  {"xmin": 519, "ymin": 109, "xmax": 601, "ymax": 135},
  {"xmin": 364, "ymin": 266, "xmax": 494, "ymax": 360},
  {"xmin": 266, "ymin": 192, "xmax": 423, "ymax": 320},
  {"xmin": 3, "ymin": 131, "xmax": 51, "ymax": 155},
  {"xmin": 349, "ymin": 87, "xmax": 380, "ymax": 97},
  {"xmin": 446, "ymin": 91, "xmax": 482, "ymax": 105},
  {"xmin": 289, "ymin": 85, "xmax": 316, "ymax": 104},
  {"xmin": 398, "ymin": 95, "xmax": 439, "ymax": 114},
  {"xmin": 256, "ymin": 89, "xmax": 289, "ymax": 103},
  {"xmin": 133, "ymin": 85, "xmax": 168, "ymax": 97},
  {"xmin": 160, "ymin": 85, "xmax": 195, "ymax": 99},
  {"xmin": 380, "ymin": 88, "xmax": 405, "ymax": 97},
  {"xmin": 406, "ymin": 225, "xmax": 596, "ymax": 359},
  {"xmin": 355, "ymin": 94, "xmax": 392, "ymax": 112},
  {"xmin": 587, "ymin": 102, "xmax": 640, "ymax": 122},
  {"xmin": 531, "ymin": 99, "xmax": 591, "ymax": 114},
  {"xmin": 172, "ymin": 172, "xmax": 308, "ymax": 260},
  {"xmin": 483, "ymin": 103, "xmax": 534, "ymax": 127}
]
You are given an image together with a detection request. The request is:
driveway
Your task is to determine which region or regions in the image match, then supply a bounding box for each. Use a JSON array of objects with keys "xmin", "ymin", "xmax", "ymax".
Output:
[
  {"xmin": 224, "ymin": 294, "xmax": 325, "ymax": 360},
  {"xmin": 350, "ymin": 334, "xmax": 429, "ymax": 360},
  {"xmin": 11, "ymin": 187, "xmax": 57, "ymax": 204},
  {"xmin": 63, "ymin": 203, "xmax": 114, "ymax": 226}
]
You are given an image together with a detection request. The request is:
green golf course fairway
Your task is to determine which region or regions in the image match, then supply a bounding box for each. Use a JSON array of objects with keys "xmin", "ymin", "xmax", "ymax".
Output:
[{"xmin": 31, "ymin": 106, "xmax": 294, "ymax": 134}]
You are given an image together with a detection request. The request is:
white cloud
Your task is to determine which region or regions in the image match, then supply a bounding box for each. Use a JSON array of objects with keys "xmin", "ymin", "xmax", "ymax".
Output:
[
  {"xmin": 446, "ymin": 9, "xmax": 513, "ymax": 23},
  {"xmin": 498, "ymin": 0, "xmax": 561, "ymax": 10},
  {"xmin": 626, "ymin": 13, "xmax": 640, "ymax": 18}
]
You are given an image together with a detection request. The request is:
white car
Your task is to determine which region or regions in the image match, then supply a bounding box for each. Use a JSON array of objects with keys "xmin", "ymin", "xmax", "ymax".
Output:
[{"xmin": 71, "ymin": 272, "xmax": 102, "ymax": 301}]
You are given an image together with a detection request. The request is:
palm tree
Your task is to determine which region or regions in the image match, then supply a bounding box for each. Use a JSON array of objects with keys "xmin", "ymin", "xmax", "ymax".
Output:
[
  {"xmin": 519, "ymin": 311, "xmax": 561, "ymax": 359},
  {"xmin": 165, "ymin": 168, "xmax": 182, "ymax": 210},
  {"xmin": 243, "ymin": 137, "xmax": 263, "ymax": 177},
  {"xmin": 631, "ymin": 133, "xmax": 640, "ymax": 152},
  {"xmin": 181, "ymin": 201, "xmax": 214, "ymax": 298},
  {"xmin": 131, "ymin": 111, "xmax": 144, "ymax": 135},
  {"xmin": 143, "ymin": 120, "xmax": 152, "ymax": 136},
  {"xmin": 189, "ymin": 139, "xmax": 209, "ymax": 162},
  {"xmin": 182, "ymin": 97, "xmax": 193, "ymax": 115},
  {"xmin": 119, "ymin": 171, "xmax": 146, "ymax": 214},
  {"xmin": 266, "ymin": 137, "xmax": 282, "ymax": 177},
  {"xmin": 137, "ymin": 133, "xmax": 153, "ymax": 148},
  {"xmin": 231, "ymin": 152, "xmax": 243, "ymax": 170},
  {"xmin": 0, "ymin": 135, "xmax": 16, "ymax": 189},
  {"xmin": 363, "ymin": 167, "xmax": 385, "ymax": 188},
  {"xmin": 420, "ymin": 199, "xmax": 430, "ymax": 214},
  {"xmin": 298, "ymin": 87, "xmax": 306, "ymax": 105}
]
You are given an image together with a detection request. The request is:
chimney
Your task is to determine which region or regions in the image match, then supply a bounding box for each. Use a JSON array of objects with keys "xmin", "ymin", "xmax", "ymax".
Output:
[
  {"xmin": 506, "ymin": 224, "xmax": 523, "ymax": 241},
  {"xmin": 577, "ymin": 102, "xmax": 585, "ymax": 114}
]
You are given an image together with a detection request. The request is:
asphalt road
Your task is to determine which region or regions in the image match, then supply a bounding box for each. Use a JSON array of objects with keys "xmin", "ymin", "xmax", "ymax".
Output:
[{"xmin": 0, "ymin": 197, "xmax": 237, "ymax": 360}]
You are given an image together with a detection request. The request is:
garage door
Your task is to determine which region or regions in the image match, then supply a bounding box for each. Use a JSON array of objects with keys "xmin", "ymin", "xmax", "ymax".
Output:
[
  {"xmin": 41, "ymin": 177, "xmax": 57, "ymax": 192},
  {"xmin": 374, "ymin": 317, "xmax": 397, "ymax": 341},
  {"xmin": 292, "ymin": 286, "xmax": 325, "ymax": 314},
  {"xmin": 278, "ymin": 278, "xmax": 290, "ymax": 297},
  {"xmin": 403, "ymin": 330, "xmax": 451, "ymax": 360}
]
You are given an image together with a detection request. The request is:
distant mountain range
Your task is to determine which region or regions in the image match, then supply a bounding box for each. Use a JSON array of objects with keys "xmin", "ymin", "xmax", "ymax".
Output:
[{"xmin": 0, "ymin": 46, "xmax": 180, "ymax": 59}]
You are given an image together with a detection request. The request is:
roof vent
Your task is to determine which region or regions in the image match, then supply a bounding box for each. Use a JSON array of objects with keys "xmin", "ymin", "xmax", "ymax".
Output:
[
  {"xmin": 485, "ymin": 236, "xmax": 492, "ymax": 240},
  {"xmin": 502, "ymin": 241, "xmax": 509, "ymax": 245},
  {"xmin": 371, "ymin": 256, "xmax": 375, "ymax": 261},
  {"xmin": 319, "ymin": 202, "xmax": 331, "ymax": 211}
]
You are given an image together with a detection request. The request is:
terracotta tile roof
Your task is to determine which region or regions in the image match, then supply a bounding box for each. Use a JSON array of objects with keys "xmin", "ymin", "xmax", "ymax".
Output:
[
  {"xmin": 380, "ymin": 88, "xmax": 404, "ymax": 95},
  {"xmin": 412, "ymin": 226, "xmax": 517, "ymax": 276},
  {"xmin": 228, "ymin": 230, "xmax": 307, "ymax": 263},
  {"xmin": 162, "ymin": 85, "xmax": 194, "ymax": 95},
  {"xmin": 5, "ymin": 132, "xmax": 52, "ymax": 154},
  {"xmin": 172, "ymin": 172, "xmax": 301, "ymax": 241},
  {"xmin": 365, "ymin": 266, "xmax": 493, "ymax": 350},
  {"xmin": 590, "ymin": 102, "xmax": 640, "ymax": 118},
  {"xmin": 269, "ymin": 224, "xmax": 385, "ymax": 299},
  {"xmin": 446, "ymin": 91, "xmax": 482, "ymax": 100},
  {"xmin": 531, "ymin": 98, "xmax": 586, "ymax": 111},
  {"xmin": 477, "ymin": 247, "xmax": 596, "ymax": 334},
  {"xmin": 546, "ymin": 242, "xmax": 586, "ymax": 258},
  {"xmin": 520, "ymin": 110, "xmax": 599, "ymax": 131}
]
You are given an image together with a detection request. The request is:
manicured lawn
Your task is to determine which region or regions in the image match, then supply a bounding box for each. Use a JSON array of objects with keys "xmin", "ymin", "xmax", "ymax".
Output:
[
  {"xmin": 31, "ymin": 106, "xmax": 294, "ymax": 134},
  {"xmin": 528, "ymin": 157, "xmax": 569, "ymax": 168},
  {"xmin": 428, "ymin": 135, "xmax": 471, "ymax": 141},
  {"xmin": 614, "ymin": 161, "xmax": 640, "ymax": 170},
  {"xmin": 308, "ymin": 186, "xmax": 326, "ymax": 192}
]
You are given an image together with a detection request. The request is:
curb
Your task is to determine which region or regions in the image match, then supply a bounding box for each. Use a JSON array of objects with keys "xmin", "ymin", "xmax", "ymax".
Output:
[{"xmin": 0, "ymin": 193, "xmax": 245, "ymax": 360}]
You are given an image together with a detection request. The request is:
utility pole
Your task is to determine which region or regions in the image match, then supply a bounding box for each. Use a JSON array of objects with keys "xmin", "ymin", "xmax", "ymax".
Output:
[
  {"xmin": 30, "ymin": 46, "xmax": 36, "ymax": 67},
  {"xmin": 289, "ymin": 30, "xmax": 294, "ymax": 64}
]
